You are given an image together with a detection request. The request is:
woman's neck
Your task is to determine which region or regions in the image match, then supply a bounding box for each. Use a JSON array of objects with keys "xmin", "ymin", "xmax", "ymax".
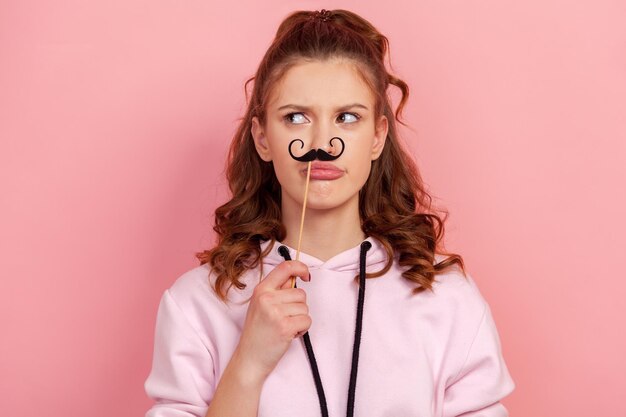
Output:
[{"xmin": 281, "ymin": 195, "xmax": 365, "ymax": 262}]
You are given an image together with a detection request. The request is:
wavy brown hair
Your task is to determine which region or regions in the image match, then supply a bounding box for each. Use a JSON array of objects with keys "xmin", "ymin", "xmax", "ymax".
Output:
[{"xmin": 196, "ymin": 9, "xmax": 464, "ymax": 301}]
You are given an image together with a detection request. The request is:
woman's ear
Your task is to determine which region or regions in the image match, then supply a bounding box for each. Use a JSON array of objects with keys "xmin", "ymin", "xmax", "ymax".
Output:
[
  {"xmin": 251, "ymin": 116, "xmax": 272, "ymax": 162},
  {"xmin": 371, "ymin": 114, "xmax": 388, "ymax": 160}
]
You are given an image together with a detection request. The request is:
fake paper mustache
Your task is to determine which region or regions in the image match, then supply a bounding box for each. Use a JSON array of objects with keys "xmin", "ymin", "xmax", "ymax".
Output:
[{"xmin": 288, "ymin": 137, "xmax": 345, "ymax": 162}]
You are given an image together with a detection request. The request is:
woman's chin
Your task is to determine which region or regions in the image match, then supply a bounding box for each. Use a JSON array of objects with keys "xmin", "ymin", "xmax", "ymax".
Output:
[
  {"xmin": 282, "ymin": 183, "xmax": 359, "ymax": 212},
  {"xmin": 307, "ymin": 180, "xmax": 335, "ymax": 198},
  {"xmin": 302, "ymin": 192, "xmax": 357, "ymax": 212}
]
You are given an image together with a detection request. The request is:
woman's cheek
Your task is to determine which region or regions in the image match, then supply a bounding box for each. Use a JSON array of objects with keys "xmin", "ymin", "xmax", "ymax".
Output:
[
  {"xmin": 274, "ymin": 161, "xmax": 304, "ymax": 198},
  {"xmin": 348, "ymin": 147, "xmax": 371, "ymax": 186}
]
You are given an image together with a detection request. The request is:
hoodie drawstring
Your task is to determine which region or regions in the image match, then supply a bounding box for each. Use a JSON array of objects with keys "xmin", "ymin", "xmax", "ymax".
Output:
[{"xmin": 277, "ymin": 240, "xmax": 372, "ymax": 417}]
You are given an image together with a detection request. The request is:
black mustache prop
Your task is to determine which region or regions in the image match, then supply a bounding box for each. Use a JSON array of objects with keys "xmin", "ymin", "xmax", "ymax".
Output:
[{"xmin": 288, "ymin": 137, "xmax": 345, "ymax": 162}]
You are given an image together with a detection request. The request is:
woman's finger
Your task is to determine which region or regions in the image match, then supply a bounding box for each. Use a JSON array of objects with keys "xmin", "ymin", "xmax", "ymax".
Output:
[
  {"xmin": 278, "ymin": 302, "xmax": 309, "ymax": 317},
  {"xmin": 275, "ymin": 288, "xmax": 307, "ymax": 304},
  {"xmin": 286, "ymin": 315, "xmax": 313, "ymax": 338},
  {"xmin": 259, "ymin": 260, "xmax": 310, "ymax": 291}
]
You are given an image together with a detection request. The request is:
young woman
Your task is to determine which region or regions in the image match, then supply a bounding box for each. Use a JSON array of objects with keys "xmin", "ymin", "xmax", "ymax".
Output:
[{"xmin": 144, "ymin": 9, "xmax": 514, "ymax": 417}]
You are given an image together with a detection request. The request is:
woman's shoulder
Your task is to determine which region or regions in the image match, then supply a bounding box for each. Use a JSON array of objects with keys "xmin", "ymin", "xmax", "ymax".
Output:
[
  {"xmin": 155, "ymin": 263, "xmax": 256, "ymax": 345},
  {"xmin": 166, "ymin": 262, "xmax": 260, "ymax": 310},
  {"xmin": 167, "ymin": 263, "xmax": 214, "ymax": 301},
  {"xmin": 424, "ymin": 253, "xmax": 489, "ymax": 319}
]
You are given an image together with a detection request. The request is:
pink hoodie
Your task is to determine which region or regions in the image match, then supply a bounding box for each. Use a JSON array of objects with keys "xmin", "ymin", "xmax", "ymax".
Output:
[{"xmin": 144, "ymin": 237, "xmax": 514, "ymax": 416}]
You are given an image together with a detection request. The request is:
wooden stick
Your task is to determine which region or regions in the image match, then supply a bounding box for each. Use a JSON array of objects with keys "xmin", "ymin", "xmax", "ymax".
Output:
[{"xmin": 291, "ymin": 161, "xmax": 312, "ymax": 288}]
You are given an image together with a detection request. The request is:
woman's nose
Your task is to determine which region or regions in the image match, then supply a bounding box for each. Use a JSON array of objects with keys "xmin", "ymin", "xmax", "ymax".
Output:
[{"xmin": 310, "ymin": 123, "xmax": 334, "ymax": 151}]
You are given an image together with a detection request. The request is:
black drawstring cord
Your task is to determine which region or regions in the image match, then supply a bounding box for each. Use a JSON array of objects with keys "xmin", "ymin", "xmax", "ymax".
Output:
[
  {"xmin": 277, "ymin": 241, "xmax": 372, "ymax": 417},
  {"xmin": 347, "ymin": 240, "xmax": 371, "ymax": 417},
  {"xmin": 277, "ymin": 245, "xmax": 329, "ymax": 417}
]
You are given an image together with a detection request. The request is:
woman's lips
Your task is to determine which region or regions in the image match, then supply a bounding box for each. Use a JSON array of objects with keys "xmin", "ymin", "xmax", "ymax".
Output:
[{"xmin": 301, "ymin": 162, "xmax": 345, "ymax": 180}]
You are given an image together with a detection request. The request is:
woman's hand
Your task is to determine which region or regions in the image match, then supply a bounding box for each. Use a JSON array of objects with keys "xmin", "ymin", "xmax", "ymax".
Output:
[{"xmin": 233, "ymin": 260, "xmax": 312, "ymax": 384}]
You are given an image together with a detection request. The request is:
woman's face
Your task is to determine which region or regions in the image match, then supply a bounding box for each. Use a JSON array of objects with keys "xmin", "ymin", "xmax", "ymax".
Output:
[{"xmin": 251, "ymin": 58, "xmax": 388, "ymax": 213}]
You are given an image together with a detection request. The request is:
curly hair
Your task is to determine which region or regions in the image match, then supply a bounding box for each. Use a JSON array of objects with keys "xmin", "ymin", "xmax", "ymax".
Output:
[{"xmin": 196, "ymin": 9, "xmax": 464, "ymax": 301}]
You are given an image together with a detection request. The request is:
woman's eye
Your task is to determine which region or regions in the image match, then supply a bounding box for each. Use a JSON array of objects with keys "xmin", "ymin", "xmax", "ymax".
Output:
[
  {"xmin": 338, "ymin": 112, "xmax": 360, "ymax": 123},
  {"xmin": 285, "ymin": 112, "xmax": 308, "ymax": 124}
]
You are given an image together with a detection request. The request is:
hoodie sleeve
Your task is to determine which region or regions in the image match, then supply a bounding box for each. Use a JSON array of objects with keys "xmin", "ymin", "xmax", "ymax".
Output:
[
  {"xmin": 442, "ymin": 303, "xmax": 515, "ymax": 417},
  {"xmin": 144, "ymin": 289, "xmax": 215, "ymax": 417}
]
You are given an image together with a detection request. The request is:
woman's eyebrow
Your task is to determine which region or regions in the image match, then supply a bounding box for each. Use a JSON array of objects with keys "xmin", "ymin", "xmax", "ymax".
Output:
[
  {"xmin": 277, "ymin": 103, "xmax": 369, "ymax": 112},
  {"xmin": 337, "ymin": 103, "xmax": 369, "ymax": 112}
]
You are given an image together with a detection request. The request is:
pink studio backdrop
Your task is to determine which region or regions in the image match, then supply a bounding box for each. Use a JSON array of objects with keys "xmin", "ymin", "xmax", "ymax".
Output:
[{"xmin": 1, "ymin": 0, "xmax": 625, "ymax": 416}]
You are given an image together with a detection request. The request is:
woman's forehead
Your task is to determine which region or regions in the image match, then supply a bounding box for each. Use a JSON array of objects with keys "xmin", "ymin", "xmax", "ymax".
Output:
[{"xmin": 267, "ymin": 58, "xmax": 375, "ymax": 111}]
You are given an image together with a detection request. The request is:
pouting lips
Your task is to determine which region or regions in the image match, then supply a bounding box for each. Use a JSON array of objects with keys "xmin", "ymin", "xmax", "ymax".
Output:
[{"xmin": 302, "ymin": 162, "xmax": 345, "ymax": 180}]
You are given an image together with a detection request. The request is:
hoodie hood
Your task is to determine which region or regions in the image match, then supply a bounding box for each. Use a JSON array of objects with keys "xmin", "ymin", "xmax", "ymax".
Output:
[{"xmin": 260, "ymin": 235, "xmax": 390, "ymax": 274}]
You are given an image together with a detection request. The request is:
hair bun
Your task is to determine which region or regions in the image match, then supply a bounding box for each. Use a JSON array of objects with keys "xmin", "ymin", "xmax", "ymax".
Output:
[{"xmin": 314, "ymin": 9, "xmax": 332, "ymax": 22}]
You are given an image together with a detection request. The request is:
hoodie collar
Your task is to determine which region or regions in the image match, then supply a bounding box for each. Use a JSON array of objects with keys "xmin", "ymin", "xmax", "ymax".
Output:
[{"xmin": 260, "ymin": 235, "xmax": 389, "ymax": 273}]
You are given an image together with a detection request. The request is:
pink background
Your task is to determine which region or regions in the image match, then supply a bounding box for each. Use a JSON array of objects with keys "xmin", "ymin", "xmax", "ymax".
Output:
[{"xmin": 2, "ymin": 1, "xmax": 625, "ymax": 416}]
